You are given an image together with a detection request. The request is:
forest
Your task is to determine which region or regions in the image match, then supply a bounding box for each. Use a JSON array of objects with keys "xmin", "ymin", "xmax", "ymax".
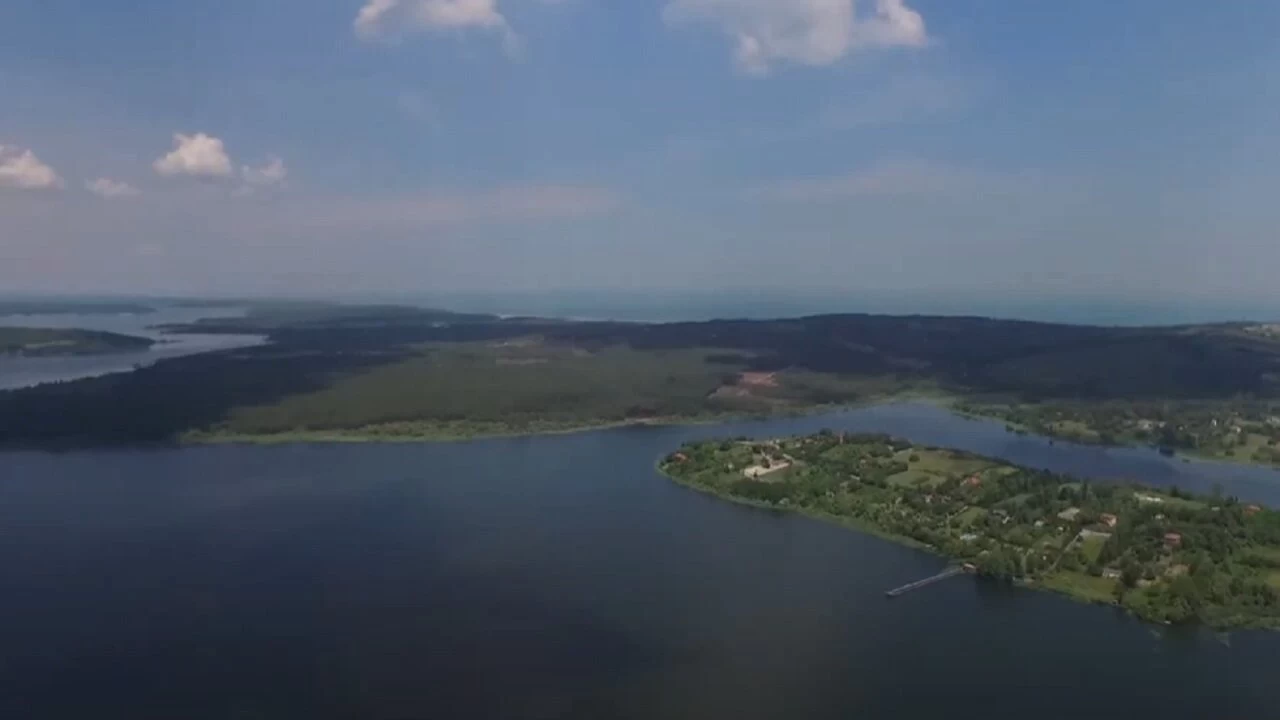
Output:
[
  {"xmin": 663, "ymin": 432, "xmax": 1280, "ymax": 629},
  {"xmin": 4, "ymin": 303, "xmax": 1280, "ymax": 447}
]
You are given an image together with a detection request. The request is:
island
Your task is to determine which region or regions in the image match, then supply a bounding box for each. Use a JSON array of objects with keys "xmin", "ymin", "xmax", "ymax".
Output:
[
  {"xmin": 0, "ymin": 327, "xmax": 154, "ymax": 357},
  {"xmin": 661, "ymin": 432, "xmax": 1280, "ymax": 630}
]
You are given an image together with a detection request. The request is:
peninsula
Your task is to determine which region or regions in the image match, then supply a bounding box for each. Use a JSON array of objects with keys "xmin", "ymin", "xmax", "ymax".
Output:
[
  {"xmin": 0, "ymin": 327, "xmax": 154, "ymax": 357},
  {"xmin": 661, "ymin": 431, "xmax": 1280, "ymax": 630}
]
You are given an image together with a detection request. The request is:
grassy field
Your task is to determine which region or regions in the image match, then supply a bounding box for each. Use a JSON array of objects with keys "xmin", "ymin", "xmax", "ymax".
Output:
[
  {"xmin": 1046, "ymin": 419, "xmax": 1103, "ymax": 443},
  {"xmin": 201, "ymin": 342, "xmax": 752, "ymax": 439},
  {"xmin": 1079, "ymin": 534, "xmax": 1110, "ymax": 563},
  {"xmin": 1039, "ymin": 571, "xmax": 1118, "ymax": 603},
  {"xmin": 886, "ymin": 469, "xmax": 936, "ymax": 488}
]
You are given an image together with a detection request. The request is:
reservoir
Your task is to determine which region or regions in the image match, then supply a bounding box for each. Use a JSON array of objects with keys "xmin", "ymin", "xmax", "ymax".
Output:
[
  {"xmin": 2, "ymin": 403, "xmax": 1277, "ymax": 719},
  {"xmin": 0, "ymin": 306, "xmax": 265, "ymax": 390}
]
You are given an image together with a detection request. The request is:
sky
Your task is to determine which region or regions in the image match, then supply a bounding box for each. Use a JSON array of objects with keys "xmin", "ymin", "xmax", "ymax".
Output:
[{"xmin": 2, "ymin": 1, "xmax": 1279, "ymax": 306}]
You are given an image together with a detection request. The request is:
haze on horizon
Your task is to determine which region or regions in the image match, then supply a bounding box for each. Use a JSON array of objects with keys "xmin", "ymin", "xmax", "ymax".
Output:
[{"xmin": 2, "ymin": 1, "xmax": 1278, "ymax": 306}]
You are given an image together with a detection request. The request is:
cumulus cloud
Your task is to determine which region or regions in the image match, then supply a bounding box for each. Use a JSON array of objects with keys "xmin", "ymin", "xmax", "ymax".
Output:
[
  {"xmin": 153, "ymin": 133, "xmax": 233, "ymax": 178},
  {"xmin": 86, "ymin": 177, "xmax": 141, "ymax": 198},
  {"xmin": 0, "ymin": 145, "xmax": 63, "ymax": 190},
  {"xmin": 354, "ymin": 0, "xmax": 508, "ymax": 40},
  {"xmin": 241, "ymin": 156, "xmax": 288, "ymax": 188},
  {"xmin": 663, "ymin": 0, "xmax": 928, "ymax": 74}
]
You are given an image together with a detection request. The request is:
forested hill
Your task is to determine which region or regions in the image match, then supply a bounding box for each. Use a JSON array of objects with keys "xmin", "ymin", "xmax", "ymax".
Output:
[
  {"xmin": 171, "ymin": 308, "xmax": 1280, "ymax": 399},
  {"xmin": 547, "ymin": 315, "xmax": 1280, "ymax": 399},
  {"xmin": 2, "ymin": 303, "xmax": 1279, "ymax": 448}
]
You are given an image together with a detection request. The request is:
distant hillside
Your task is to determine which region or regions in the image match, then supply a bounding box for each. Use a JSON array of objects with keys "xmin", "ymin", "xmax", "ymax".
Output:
[
  {"xmin": 2, "ymin": 305, "xmax": 1280, "ymax": 448},
  {"xmin": 0, "ymin": 300, "xmax": 156, "ymax": 316}
]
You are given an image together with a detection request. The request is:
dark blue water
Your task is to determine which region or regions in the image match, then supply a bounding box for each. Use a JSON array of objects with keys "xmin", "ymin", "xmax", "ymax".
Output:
[{"xmin": 2, "ymin": 404, "xmax": 1278, "ymax": 719}]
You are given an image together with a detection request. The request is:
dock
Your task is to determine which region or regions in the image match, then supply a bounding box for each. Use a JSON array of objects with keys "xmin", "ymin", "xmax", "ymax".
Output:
[{"xmin": 885, "ymin": 566, "xmax": 966, "ymax": 598}]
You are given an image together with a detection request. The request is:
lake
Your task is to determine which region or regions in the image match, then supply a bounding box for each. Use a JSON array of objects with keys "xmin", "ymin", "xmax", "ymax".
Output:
[
  {"xmin": 2, "ymin": 403, "xmax": 1278, "ymax": 719},
  {"xmin": 0, "ymin": 306, "xmax": 265, "ymax": 390}
]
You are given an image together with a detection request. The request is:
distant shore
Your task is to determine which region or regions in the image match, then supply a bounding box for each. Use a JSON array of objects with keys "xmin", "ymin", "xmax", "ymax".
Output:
[{"xmin": 176, "ymin": 390, "xmax": 956, "ymax": 447}]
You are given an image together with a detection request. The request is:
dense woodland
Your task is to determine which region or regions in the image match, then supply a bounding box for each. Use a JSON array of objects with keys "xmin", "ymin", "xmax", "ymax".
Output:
[
  {"xmin": 664, "ymin": 432, "xmax": 1280, "ymax": 629},
  {"xmin": 4, "ymin": 303, "xmax": 1280, "ymax": 447}
]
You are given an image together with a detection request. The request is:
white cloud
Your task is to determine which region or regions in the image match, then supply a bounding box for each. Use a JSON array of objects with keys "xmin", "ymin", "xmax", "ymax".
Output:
[
  {"xmin": 0, "ymin": 145, "xmax": 63, "ymax": 190},
  {"xmin": 354, "ymin": 0, "xmax": 508, "ymax": 40},
  {"xmin": 153, "ymin": 133, "xmax": 233, "ymax": 178},
  {"xmin": 241, "ymin": 156, "xmax": 288, "ymax": 188},
  {"xmin": 663, "ymin": 0, "xmax": 928, "ymax": 74},
  {"xmin": 85, "ymin": 177, "xmax": 141, "ymax": 198}
]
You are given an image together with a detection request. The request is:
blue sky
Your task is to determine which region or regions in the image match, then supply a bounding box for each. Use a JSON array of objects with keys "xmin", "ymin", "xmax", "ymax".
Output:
[{"xmin": 2, "ymin": 1, "xmax": 1279, "ymax": 305}]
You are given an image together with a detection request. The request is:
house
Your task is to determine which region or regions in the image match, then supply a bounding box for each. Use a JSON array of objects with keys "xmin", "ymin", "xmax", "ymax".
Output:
[
  {"xmin": 1134, "ymin": 493, "xmax": 1165, "ymax": 505},
  {"xmin": 1099, "ymin": 513, "xmax": 1118, "ymax": 528},
  {"xmin": 1057, "ymin": 507, "xmax": 1081, "ymax": 521},
  {"xmin": 1164, "ymin": 532, "xmax": 1183, "ymax": 548},
  {"xmin": 1246, "ymin": 505, "xmax": 1263, "ymax": 517},
  {"xmin": 959, "ymin": 533, "xmax": 979, "ymax": 542},
  {"xmin": 1102, "ymin": 568, "xmax": 1123, "ymax": 580},
  {"xmin": 672, "ymin": 452, "xmax": 688, "ymax": 463},
  {"xmin": 963, "ymin": 475, "xmax": 982, "ymax": 488}
]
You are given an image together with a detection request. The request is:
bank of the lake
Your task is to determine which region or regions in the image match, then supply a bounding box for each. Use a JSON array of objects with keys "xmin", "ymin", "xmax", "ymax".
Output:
[
  {"xmin": 661, "ymin": 432, "xmax": 1280, "ymax": 630},
  {"xmin": 173, "ymin": 389, "xmax": 957, "ymax": 448},
  {"xmin": 952, "ymin": 401, "xmax": 1280, "ymax": 471}
]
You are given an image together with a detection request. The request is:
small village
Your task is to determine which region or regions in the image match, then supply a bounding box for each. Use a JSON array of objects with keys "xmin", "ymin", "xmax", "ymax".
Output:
[{"xmin": 664, "ymin": 431, "xmax": 1280, "ymax": 629}]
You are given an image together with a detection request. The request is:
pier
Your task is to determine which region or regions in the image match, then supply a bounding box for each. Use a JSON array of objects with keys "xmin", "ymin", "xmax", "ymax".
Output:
[{"xmin": 885, "ymin": 565, "xmax": 967, "ymax": 597}]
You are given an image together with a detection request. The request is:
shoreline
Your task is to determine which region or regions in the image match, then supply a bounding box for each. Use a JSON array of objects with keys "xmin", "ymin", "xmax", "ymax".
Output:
[
  {"xmin": 179, "ymin": 397, "xmax": 1280, "ymax": 473},
  {"xmin": 654, "ymin": 463, "xmax": 1149, "ymax": 620},
  {"xmin": 951, "ymin": 406, "xmax": 1280, "ymax": 472},
  {"xmin": 8, "ymin": 388, "xmax": 1280, "ymax": 478},
  {"xmin": 657, "ymin": 449, "xmax": 1280, "ymax": 632},
  {"xmin": 174, "ymin": 389, "xmax": 956, "ymax": 448}
]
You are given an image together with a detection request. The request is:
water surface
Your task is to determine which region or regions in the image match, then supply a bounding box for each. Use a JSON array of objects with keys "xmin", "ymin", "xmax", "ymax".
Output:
[
  {"xmin": 1, "ymin": 405, "xmax": 1277, "ymax": 719},
  {"xmin": 0, "ymin": 306, "xmax": 265, "ymax": 390}
]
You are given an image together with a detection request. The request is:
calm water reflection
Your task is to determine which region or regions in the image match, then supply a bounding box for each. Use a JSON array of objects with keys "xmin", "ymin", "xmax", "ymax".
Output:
[{"xmin": 1, "ymin": 405, "xmax": 1277, "ymax": 719}]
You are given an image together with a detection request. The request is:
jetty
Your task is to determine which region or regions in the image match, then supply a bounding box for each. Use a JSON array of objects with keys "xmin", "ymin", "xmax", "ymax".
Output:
[{"xmin": 885, "ymin": 565, "xmax": 968, "ymax": 598}]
